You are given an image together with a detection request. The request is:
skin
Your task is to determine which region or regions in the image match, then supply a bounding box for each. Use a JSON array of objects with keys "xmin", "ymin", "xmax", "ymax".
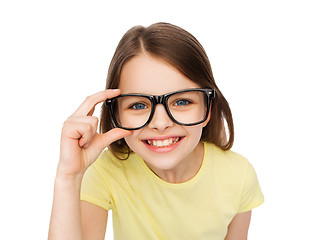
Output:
[
  {"xmin": 48, "ymin": 89, "xmax": 131, "ymax": 240},
  {"xmin": 119, "ymin": 53, "xmax": 208, "ymax": 183},
  {"xmin": 48, "ymin": 53, "xmax": 251, "ymax": 239},
  {"xmin": 224, "ymin": 211, "xmax": 252, "ymax": 240}
]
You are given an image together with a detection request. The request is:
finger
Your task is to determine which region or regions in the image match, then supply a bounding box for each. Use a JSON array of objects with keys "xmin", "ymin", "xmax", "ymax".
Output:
[
  {"xmin": 88, "ymin": 128, "xmax": 132, "ymax": 154},
  {"xmin": 66, "ymin": 116, "xmax": 99, "ymax": 135},
  {"xmin": 87, "ymin": 106, "xmax": 95, "ymax": 117},
  {"xmin": 62, "ymin": 121, "xmax": 96, "ymax": 147},
  {"xmin": 71, "ymin": 89, "xmax": 121, "ymax": 117},
  {"xmin": 78, "ymin": 126, "xmax": 95, "ymax": 148}
]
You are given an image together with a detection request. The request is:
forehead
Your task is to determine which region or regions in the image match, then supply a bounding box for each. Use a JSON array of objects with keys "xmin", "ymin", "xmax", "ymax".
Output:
[{"xmin": 118, "ymin": 53, "xmax": 200, "ymax": 95}]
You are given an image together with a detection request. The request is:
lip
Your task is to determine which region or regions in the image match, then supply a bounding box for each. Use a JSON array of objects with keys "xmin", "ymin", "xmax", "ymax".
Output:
[
  {"xmin": 143, "ymin": 135, "xmax": 180, "ymax": 140},
  {"xmin": 142, "ymin": 136, "xmax": 184, "ymax": 153}
]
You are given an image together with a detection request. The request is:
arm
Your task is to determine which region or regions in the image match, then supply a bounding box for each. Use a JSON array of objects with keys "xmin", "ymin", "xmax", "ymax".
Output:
[
  {"xmin": 224, "ymin": 210, "xmax": 252, "ymax": 240},
  {"xmin": 81, "ymin": 201, "xmax": 108, "ymax": 240},
  {"xmin": 48, "ymin": 90, "xmax": 131, "ymax": 240},
  {"xmin": 49, "ymin": 174, "xmax": 84, "ymax": 240},
  {"xmin": 49, "ymin": 176, "xmax": 109, "ymax": 240}
]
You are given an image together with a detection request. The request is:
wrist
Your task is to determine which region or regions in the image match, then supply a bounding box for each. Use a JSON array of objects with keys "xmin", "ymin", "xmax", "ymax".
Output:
[
  {"xmin": 56, "ymin": 162, "xmax": 85, "ymax": 179},
  {"xmin": 54, "ymin": 174, "xmax": 83, "ymax": 196},
  {"xmin": 55, "ymin": 168, "xmax": 84, "ymax": 185}
]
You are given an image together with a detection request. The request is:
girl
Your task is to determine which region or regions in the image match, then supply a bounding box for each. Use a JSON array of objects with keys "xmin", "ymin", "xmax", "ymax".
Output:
[{"xmin": 48, "ymin": 23, "xmax": 264, "ymax": 240}]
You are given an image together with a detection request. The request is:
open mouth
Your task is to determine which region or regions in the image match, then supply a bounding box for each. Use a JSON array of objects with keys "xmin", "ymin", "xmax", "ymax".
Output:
[{"xmin": 144, "ymin": 137, "xmax": 183, "ymax": 148}]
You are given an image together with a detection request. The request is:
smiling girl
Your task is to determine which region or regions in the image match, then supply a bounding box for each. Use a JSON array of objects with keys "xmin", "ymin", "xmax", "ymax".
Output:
[{"xmin": 48, "ymin": 23, "xmax": 264, "ymax": 240}]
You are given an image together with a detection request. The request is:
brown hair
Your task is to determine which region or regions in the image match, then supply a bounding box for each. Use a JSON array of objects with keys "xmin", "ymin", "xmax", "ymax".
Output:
[{"xmin": 100, "ymin": 22, "xmax": 234, "ymax": 158}]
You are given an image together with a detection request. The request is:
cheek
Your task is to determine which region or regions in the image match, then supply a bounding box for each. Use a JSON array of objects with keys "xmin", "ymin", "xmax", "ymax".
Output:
[
  {"xmin": 202, "ymin": 107, "xmax": 211, "ymax": 128},
  {"xmin": 186, "ymin": 125, "xmax": 204, "ymax": 142},
  {"xmin": 124, "ymin": 131, "xmax": 140, "ymax": 151}
]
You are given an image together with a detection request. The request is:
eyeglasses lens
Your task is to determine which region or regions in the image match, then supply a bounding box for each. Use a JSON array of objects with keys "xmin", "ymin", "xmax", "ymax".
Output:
[{"xmin": 112, "ymin": 90, "xmax": 207, "ymax": 129}]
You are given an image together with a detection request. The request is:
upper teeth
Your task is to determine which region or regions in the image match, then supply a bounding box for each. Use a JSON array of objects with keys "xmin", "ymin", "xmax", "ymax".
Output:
[{"xmin": 147, "ymin": 137, "xmax": 180, "ymax": 147}]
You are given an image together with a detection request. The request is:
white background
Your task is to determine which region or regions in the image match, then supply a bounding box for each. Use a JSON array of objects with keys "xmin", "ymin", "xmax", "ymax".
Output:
[{"xmin": 1, "ymin": 0, "xmax": 315, "ymax": 239}]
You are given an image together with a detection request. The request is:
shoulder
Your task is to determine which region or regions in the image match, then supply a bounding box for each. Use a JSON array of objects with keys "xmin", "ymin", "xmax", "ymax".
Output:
[
  {"xmin": 204, "ymin": 142, "xmax": 264, "ymax": 211},
  {"xmin": 93, "ymin": 148, "xmax": 123, "ymax": 169},
  {"xmin": 204, "ymin": 142, "xmax": 251, "ymax": 171},
  {"xmin": 204, "ymin": 142, "xmax": 256, "ymax": 190},
  {"xmin": 89, "ymin": 149, "xmax": 126, "ymax": 175},
  {"xmin": 88, "ymin": 149, "xmax": 141, "ymax": 181}
]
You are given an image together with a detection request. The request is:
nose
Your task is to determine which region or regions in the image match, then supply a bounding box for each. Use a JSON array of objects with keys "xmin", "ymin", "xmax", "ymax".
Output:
[{"xmin": 147, "ymin": 104, "xmax": 174, "ymax": 131}]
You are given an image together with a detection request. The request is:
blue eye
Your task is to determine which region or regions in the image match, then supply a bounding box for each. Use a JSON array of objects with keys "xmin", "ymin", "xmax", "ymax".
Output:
[
  {"xmin": 131, "ymin": 103, "xmax": 147, "ymax": 110},
  {"xmin": 174, "ymin": 99, "xmax": 190, "ymax": 106}
]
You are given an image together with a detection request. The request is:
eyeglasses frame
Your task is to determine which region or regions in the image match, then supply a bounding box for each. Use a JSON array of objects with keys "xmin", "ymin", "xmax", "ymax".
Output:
[{"xmin": 105, "ymin": 88, "xmax": 215, "ymax": 130}]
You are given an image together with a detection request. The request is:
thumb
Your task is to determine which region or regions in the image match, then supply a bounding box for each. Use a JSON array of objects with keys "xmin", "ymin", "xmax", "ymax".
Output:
[{"xmin": 89, "ymin": 128, "xmax": 132, "ymax": 155}]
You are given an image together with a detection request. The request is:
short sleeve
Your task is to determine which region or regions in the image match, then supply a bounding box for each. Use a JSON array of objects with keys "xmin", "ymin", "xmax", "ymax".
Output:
[
  {"xmin": 80, "ymin": 164, "xmax": 112, "ymax": 211},
  {"xmin": 238, "ymin": 161, "xmax": 264, "ymax": 213}
]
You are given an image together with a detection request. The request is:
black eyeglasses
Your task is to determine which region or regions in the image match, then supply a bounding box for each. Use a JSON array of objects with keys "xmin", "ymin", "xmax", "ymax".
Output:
[{"xmin": 105, "ymin": 88, "xmax": 215, "ymax": 130}]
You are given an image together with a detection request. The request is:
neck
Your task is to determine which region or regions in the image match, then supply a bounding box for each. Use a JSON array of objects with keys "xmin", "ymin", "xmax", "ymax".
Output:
[{"xmin": 146, "ymin": 142, "xmax": 205, "ymax": 183}]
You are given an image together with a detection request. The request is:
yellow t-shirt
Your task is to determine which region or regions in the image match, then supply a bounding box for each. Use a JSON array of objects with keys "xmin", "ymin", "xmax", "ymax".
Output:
[{"xmin": 80, "ymin": 142, "xmax": 264, "ymax": 240}]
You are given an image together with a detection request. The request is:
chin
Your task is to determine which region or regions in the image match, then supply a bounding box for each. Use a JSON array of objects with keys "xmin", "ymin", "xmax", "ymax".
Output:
[{"xmin": 144, "ymin": 155, "xmax": 183, "ymax": 170}]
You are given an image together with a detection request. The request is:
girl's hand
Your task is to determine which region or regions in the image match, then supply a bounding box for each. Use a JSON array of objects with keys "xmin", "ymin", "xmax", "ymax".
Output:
[{"xmin": 57, "ymin": 89, "xmax": 131, "ymax": 178}]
